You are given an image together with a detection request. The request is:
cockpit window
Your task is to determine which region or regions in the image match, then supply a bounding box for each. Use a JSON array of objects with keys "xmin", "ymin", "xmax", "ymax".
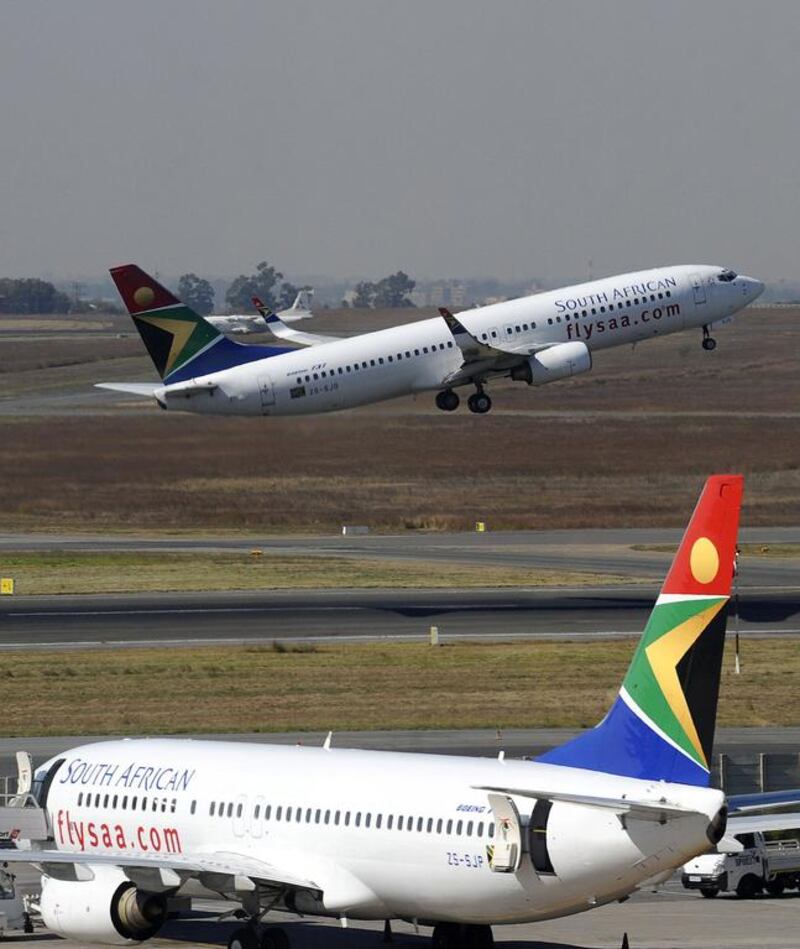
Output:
[{"xmin": 717, "ymin": 269, "xmax": 737, "ymax": 282}]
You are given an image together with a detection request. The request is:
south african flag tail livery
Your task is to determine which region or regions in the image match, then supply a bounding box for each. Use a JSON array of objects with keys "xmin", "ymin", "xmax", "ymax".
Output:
[{"xmin": 539, "ymin": 474, "xmax": 743, "ymax": 786}]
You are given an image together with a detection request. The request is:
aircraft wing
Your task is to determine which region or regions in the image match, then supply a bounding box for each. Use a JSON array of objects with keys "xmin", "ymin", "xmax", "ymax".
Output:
[
  {"xmin": 253, "ymin": 297, "xmax": 340, "ymax": 347},
  {"xmin": 438, "ymin": 307, "xmax": 549, "ymax": 386},
  {"xmin": 0, "ymin": 847, "xmax": 319, "ymax": 894},
  {"xmin": 95, "ymin": 383, "xmax": 161, "ymax": 397},
  {"xmin": 473, "ymin": 784, "xmax": 703, "ymax": 824},
  {"xmin": 726, "ymin": 813, "xmax": 800, "ymax": 836}
]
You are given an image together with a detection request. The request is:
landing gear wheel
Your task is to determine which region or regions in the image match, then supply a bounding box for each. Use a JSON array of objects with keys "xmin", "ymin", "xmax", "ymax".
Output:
[
  {"xmin": 228, "ymin": 927, "xmax": 259, "ymax": 949},
  {"xmin": 467, "ymin": 392, "xmax": 492, "ymax": 414},
  {"xmin": 464, "ymin": 925, "xmax": 494, "ymax": 948},
  {"xmin": 432, "ymin": 923, "xmax": 460, "ymax": 949},
  {"xmin": 431, "ymin": 923, "xmax": 494, "ymax": 948},
  {"xmin": 435, "ymin": 389, "xmax": 460, "ymax": 412},
  {"xmin": 702, "ymin": 325, "xmax": 717, "ymax": 351},
  {"xmin": 260, "ymin": 928, "xmax": 290, "ymax": 949}
]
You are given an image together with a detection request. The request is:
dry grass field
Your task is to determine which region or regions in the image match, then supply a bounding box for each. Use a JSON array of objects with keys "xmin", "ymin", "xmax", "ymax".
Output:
[
  {"xmin": 0, "ymin": 638, "xmax": 794, "ymax": 737},
  {"xmin": 0, "ymin": 307, "xmax": 797, "ymax": 533},
  {"xmin": 0, "ymin": 551, "xmax": 623, "ymax": 595}
]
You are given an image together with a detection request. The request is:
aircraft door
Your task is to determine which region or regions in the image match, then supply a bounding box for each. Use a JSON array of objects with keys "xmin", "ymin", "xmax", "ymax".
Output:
[
  {"xmin": 487, "ymin": 326, "xmax": 500, "ymax": 344},
  {"xmin": 528, "ymin": 799, "xmax": 556, "ymax": 875},
  {"xmin": 690, "ymin": 273, "xmax": 707, "ymax": 306},
  {"xmin": 251, "ymin": 796, "xmax": 265, "ymax": 838},
  {"xmin": 504, "ymin": 324, "xmax": 514, "ymax": 341},
  {"xmin": 258, "ymin": 375, "xmax": 276, "ymax": 413},
  {"xmin": 486, "ymin": 792, "xmax": 522, "ymax": 873}
]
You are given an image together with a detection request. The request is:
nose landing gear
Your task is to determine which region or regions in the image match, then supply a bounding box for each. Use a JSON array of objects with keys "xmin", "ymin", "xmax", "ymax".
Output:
[
  {"xmin": 467, "ymin": 387, "xmax": 492, "ymax": 415},
  {"xmin": 435, "ymin": 389, "xmax": 460, "ymax": 412},
  {"xmin": 702, "ymin": 325, "xmax": 717, "ymax": 351}
]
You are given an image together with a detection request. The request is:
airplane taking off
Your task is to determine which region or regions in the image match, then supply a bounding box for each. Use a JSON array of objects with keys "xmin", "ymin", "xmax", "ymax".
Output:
[
  {"xmin": 99, "ymin": 264, "xmax": 763, "ymax": 416},
  {"xmin": 205, "ymin": 289, "xmax": 314, "ymax": 336},
  {"xmin": 3, "ymin": 476, "xmax": 760, "ymax": 949}
]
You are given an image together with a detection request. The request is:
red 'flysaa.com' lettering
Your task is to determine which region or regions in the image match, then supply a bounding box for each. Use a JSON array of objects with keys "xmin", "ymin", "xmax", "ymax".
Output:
[{"xmin": 56, "ymin": 809, "xmax": 182, "ymax": 854}]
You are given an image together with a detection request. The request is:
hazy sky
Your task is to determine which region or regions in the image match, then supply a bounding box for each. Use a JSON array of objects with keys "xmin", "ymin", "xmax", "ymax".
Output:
[{"xmin": 2, "ymin": 0, "xmax": 800, "ymax": 283}]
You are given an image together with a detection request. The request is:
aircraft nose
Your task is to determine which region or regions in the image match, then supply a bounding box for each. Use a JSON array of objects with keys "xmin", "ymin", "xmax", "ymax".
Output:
[{"xmin": 740, "ymin": 275, "xmax": 764, "ymax": 301}]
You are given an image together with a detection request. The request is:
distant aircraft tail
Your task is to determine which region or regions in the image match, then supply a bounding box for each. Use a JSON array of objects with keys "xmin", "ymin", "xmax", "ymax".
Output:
[
  {"xmin": 538, "ymin": 475, "xmax": 743, "ymax": 787},
  {"xmin": 109, "ymin": 265, "xmax": 288, "ymax": 384}
]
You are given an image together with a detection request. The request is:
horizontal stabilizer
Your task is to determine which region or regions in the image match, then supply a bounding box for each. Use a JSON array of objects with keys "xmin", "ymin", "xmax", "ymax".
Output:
[
  {"xmin": 473, "ymin": 784, "xmax": 700, "ymax": 824},
  {"xmin": 95, "ymin": 383, "xmax": 161, "ymax": 397},
  {"xmin": 726, "ymin": 813, "xmax": 800, "ymax": 836}
]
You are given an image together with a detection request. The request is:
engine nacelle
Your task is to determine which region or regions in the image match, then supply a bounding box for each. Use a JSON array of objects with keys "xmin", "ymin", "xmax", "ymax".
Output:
[
  {"xmin": 510, "ymin": 340, "xmax": 592, "ymax": 386},
  {"xmin": 40, "ymin": 865, "xmax": 168, "ymax": 945}
]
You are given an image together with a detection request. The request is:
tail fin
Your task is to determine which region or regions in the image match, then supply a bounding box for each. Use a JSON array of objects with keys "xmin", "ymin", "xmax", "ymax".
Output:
[
  {"xmin": 109, "ymin": 265, "xmax": 224, "ymax": 382},
  {"xmin": 538, "ymin": 475, "xmax": 743, "ymax": 786}
]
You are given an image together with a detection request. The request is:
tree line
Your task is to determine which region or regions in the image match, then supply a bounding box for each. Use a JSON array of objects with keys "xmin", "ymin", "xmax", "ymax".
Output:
[{"xmin": 0, "ymin": 263, "xmax": 417, "ymax": 315}]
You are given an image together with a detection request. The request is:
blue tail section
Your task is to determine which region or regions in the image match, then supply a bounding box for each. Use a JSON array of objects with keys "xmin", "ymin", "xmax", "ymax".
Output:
[
  {"xmin": 164, "ymin": 337, "xmax": 291, "ymax": 385},
  {"xmin": 538, "ymin": 693, "xmax": 711, "ymax": 785}
]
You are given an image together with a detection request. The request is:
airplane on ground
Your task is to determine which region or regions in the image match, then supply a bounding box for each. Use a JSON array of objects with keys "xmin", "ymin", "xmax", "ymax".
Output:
[
  {"xmin": 205, "ymin": 289, "xmax": 314, "ymax": 336},
  {"xmin": 4, "ymin": 473, "xmax": 787, "ymax": 949},
  {"xmin": 98, "ymin": 264, "xmax": 763, "ymax": 416}
]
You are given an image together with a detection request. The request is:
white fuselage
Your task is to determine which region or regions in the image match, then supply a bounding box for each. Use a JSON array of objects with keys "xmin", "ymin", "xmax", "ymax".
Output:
[
  {"xmin": 157, "ymin": 265, "xmax": 761, "ymax": 417},
  {"xmin": 45, "ymin": 738, "xmax": 723, "ymax": 925}
]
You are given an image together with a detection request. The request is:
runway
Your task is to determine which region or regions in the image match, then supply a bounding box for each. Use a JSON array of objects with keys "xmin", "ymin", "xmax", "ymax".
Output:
[{"xmin": 1, "ymin": 586, "xmax": 798, "ymax": 649}]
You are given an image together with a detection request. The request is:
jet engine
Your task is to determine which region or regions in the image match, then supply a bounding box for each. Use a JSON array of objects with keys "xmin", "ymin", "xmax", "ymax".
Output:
[
  {"xmin": 39, "ymin": 866, "xmax": 168, "ymax": 945},
  {"xmin": 510, "ymin": 340, "xmax": 592, "ymax": 385}
]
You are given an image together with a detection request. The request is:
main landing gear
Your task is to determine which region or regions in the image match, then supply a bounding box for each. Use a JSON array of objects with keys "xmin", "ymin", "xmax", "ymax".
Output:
[
  {"xmin": 701, "ymin": 324, "xmax": 717, "ymax": 351},
  {"xmin": 435, "ymin": 386, "xmax": 493, "ymax": 414},
  {"xmin": 467, "ymin": 387, "xmax": 492, "ymax": 415},
  {"xmin": 432, "ymin": 922, "xmax": 494, "ymax": 948},
  {"xmin": 435, "ymin": 389, "xmax": 460, "ymax": 412},
  {"xmin": 227, "ymin": 924, "xmax": 290, "ymax": 949}
]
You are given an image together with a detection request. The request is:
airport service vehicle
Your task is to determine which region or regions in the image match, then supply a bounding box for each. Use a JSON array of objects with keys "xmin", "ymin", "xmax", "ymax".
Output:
[
  {"xmin": 98, "ymin": 264, "xmax": 763, "ymax": 416},
  {"xmin": 1, "ymin": 476, "xmax": 747, "ymax": 948},
  {"xmin": 0, "ymin": 865, "xmax": 33, "ymax": 936},
  {"xmin": 682, "ymin": 830, "xmax": 800, "ymax": 898},
  {"xmin": 206, "ymin": 289, "xmax": 314, "ymax": 336}
]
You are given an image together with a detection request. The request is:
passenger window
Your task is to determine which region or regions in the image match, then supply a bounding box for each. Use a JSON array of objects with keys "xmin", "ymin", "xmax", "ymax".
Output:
[
  {"xmin": 161, "ymin": 800, "xmax": 167, "ymax": 813},
  {"xmin": 313, "ymin": 373, "xmax": 318, "ymax": 380},
  {"xmin": 481, "ymin": 334, "xmax": 487, "ymax": 340},
  {"xmin": 78, "ymin": 792, "xmax": 83, "ymax": 806},
  {"xmin": 131, "ymin": 796, "xmax": 137, "ymax": 810},
  {"xmin": 436, "ymin": 818, "xmax": 443, "ymax": 833},
  {"xmin": 446, "ymin": 819, "xmax": 453, "ymax": 834},
  {"xmin": 370, "ymin": 360, "xmax": 376, "ymax": 367},
  {"xmin": 599, "ymin": 307, "xmax": 605, "ymax": 314},
  {"xmin": 547, "ymin": 318, "xmax": 553, "ymax": 325},
  {"xmin": 296, "ymin": 809, "xmax": 302, "ymax": 823},
  {"xmin": 417, "ymin": 817, "xmax": 423, "ymax": 832},
  {"xmin": 254, "ymin": 804, "xmax": 260, "ymax": 819},
  {"xmin": 414, "ymin": 349, "xmax": 420, "ymax": 356},
  {"xmin": 378, "ymin": 357, "xmax": 384, "ymax": 365},
  {"xmin": 405, "ymin": 351, "xmax": 411, "ymax": 357},
  {"xmin": 488, "ymin": 822, "xmax": 495, "ymax": 837},
  {"xmin": 477, "ymin": 821, "xmax": 483, "ymax": 836},
  {"xmin": 236, "ymin": 803, "xmax": 243, "ymax": 818},
  {"xmin": 338, "ymin": 368, "xmax": 343, "ymax": 375},
  {"xmin": 398, "ymin": 816, "xmax": 404, "ymax": 830},
  {"xmin": 122, "ymin": 796, "xmax": 128, "ymax": 810},
  {"xmin": 335, "ymin": 810, "xmax": 340, "ymax": 825},
  {"xmin": 447, "ymin": 341, "xmax": 453, "ymax": 348},
  {"xmin": 423, "ymin": 347, "xmax": 429, "ymax": 354},
  {"xmin": 286, "ymin": 806, "xmax": 293, "ymax": 821},
  {"xmin": 387, "ymin": 815, "xmax": 393, "ymax": 829},
  {"xmin": 355, "ymin": 813, "xmax": 361, "ymax": 827},
  {"xmin": 345, "ymin": 812, "xmax": 351, "ymax": 826},
  {"xmin": 153, "ymin": 799, "xmax": 159, "ymax": 812},
  {"xmin": 191, "ymin": 801, "xmax": 197, "ymax": 816},
  {"xmin": 523, "ymin": 323, "xmax": 529, "ymax": 330},
  {"xmin": 103, "ymin": 794, "xmax": 109, "ymax": 808},
  {"xmin": 362, "ymin": 361, "xmax": 367, "ymax": 368},
  {"xmin": 315, "ymin": 809, "xmax": 321, "ymax": 823},
  {"xmin": 387, "ymin": 356, "xmax": 393, "ymax": 362},
  {"xmin": 376, "ymin": 814, "xmax": 382, "ymax": 828},
  {"xmin": 305, "ymin": 808, "xmax": 312, "ymax": 822},
  {"xmin": 456, "ymin": 820, "xmax": 463, "ymax": 835},
  {"xmin": 467, "ymin": 821, "xmax": 473, "ymax": 836},
  {"xmin": 265, "ymin": 805, "xmax": 272, "ymax": 820},
  {"xmin": 324, "ymin": 810, "xmax": 330, "ymax": 824},
  {"xmin": 276, "ymin": 806, "xmax": 283, "ymax": 820},
  {"xmin": 427, "ymin": 818, "xmax": 433, "ymax": 833},
  {"xmin": 365, "ymin": 813, "xmax": 372, "ymax": 828}
]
